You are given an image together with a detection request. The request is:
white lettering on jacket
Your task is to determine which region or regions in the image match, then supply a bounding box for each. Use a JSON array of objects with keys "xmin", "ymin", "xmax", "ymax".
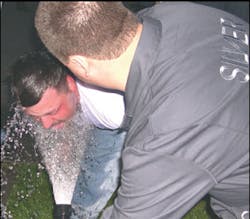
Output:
[{"xmin": 220, "ymin": 18, "xmax": 249, "ymax": 83}]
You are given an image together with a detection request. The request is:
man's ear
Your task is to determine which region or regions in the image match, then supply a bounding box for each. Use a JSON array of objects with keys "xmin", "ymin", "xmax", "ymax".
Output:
[
  {"xmin": 66, "ymin": 75, "xmax": 77, "ymax": 92},
  {"xmin": 68, "ymin": 55, "xmax": 89, "ymax": 78}
]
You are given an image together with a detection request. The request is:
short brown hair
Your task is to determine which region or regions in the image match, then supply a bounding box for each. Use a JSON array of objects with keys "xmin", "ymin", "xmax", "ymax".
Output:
[{"xmin": 35, "ymin": 2, "xmax": 140, "ymax": 63}]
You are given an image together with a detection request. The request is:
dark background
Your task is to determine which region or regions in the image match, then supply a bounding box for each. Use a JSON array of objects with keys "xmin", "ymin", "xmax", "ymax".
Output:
[{"xmin": 1, "ymin": 1, "xmax": 249, "ymax": 128}]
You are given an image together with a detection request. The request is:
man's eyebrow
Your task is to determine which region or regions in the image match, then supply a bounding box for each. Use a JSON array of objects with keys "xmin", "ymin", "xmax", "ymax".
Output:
[
  {"xmin": 43, "ymin": 105, "xmax": 61, "ymax": 116},
  {"xmin": 25, "ymin": 105, "xmax": 60, "ymax": 117}
]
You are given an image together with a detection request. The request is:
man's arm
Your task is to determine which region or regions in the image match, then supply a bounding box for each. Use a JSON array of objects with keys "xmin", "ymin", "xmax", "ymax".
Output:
[{"xmin": 101, "ymin": 146, "xmax": 216, "ymax": 219}]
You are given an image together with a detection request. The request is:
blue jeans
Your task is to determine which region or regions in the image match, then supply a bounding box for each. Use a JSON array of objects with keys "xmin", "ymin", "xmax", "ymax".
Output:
[{"xmin": 71, "ymin": 128, "xmax": 126, "ymax": 219}]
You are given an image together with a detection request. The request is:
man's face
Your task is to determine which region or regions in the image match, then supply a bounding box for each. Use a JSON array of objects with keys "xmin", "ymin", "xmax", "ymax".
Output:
[{"xmin": 24, "ymin": 87, "xmax": 79, "ymax": 129}]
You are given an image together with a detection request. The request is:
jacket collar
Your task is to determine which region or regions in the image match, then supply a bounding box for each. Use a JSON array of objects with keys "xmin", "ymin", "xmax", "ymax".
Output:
[{"xmin": 121, "ymin": 16, "xmax": 162, "ymax": 131}]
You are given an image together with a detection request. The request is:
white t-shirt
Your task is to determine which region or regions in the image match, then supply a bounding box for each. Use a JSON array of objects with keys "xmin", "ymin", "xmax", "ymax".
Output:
[{"xmin": 77, "ymin": 81, "xmax": 125, "ymax": 129}]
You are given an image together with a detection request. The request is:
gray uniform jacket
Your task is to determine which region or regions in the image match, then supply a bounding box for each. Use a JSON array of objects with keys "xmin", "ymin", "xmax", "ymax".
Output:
[{"xmin": 102, "ymin": 2, "xmax": 249, "ymax": 219}]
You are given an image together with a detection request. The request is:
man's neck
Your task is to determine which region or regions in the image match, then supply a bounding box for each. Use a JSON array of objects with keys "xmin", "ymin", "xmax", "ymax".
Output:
[
  {"xmin": 84, "ymin": 23, "xmax": 143, "ymax": 92},
  {"xmin": 115, "ymin": 23, "xmax": 143, "ymax": 91}
]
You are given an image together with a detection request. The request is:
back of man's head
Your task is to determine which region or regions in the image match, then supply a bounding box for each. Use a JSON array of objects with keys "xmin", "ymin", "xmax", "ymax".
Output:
[{"xmin": 35, "ymin": 2, "xmax": 140, "ymax": 63}]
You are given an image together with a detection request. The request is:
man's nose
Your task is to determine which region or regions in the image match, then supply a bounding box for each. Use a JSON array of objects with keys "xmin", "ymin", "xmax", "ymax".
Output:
[{"xmin": 40, "ymin": 116, "xmax": 54, "ymax": 129}]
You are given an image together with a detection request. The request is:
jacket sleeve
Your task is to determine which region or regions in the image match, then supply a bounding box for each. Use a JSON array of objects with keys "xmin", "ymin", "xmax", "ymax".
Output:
[{"xmin": 101, "ymin": 145, "xmax": 216, "ymax": 219}]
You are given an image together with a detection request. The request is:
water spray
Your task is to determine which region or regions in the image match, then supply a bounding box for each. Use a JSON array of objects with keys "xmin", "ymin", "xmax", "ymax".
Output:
[
  {"xmin": 1, "ymin": 103, "xmax": 94, "ymax": 218},
  {"xmin": 32, "ymin": 108, "xmax": 94, "ymax": 218}
]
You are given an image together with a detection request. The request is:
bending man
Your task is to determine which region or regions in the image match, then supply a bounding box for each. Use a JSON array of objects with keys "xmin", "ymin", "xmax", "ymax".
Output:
[{"xmin": 11, "ymin": 50, "xmax": 126, "ymax": 218}]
